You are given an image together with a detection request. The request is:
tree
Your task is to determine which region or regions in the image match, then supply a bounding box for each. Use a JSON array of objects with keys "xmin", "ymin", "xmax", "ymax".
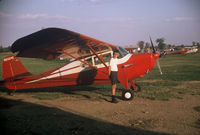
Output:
[
  {"xmin": 137, "ymin": 41, "xmax": 144, "ymax": 50},
  {"xmin": 192, "ymin": 41, "xmax": 196, "ymax": 46},
  {"xmin": 196, "ymin": 42, "xmax": 200, "ymax": 48},
  {"xmin": 144, "ymin": 42, "xmax": 150, "ymax": 52},
  {"xmin": 156, "ymin": 38, "xmax": 166, "ymax": 50},
  {"xmin": 167, "ymin": 44, "xmax": 172, "ymax": 49},
  {"xmin": 0, "ymin": 45, "xmax": 11, "ymax": 52},
  {"xmin": 145, "ymin": 42, "xmax": 150, "ymax": 49},
  {"xmin": 181, "ymin": 44, "xmax": 184, "ymax": 48},
  {"xmin": 0, "ymin": 46, "xmax": 3, "ymax": 52}
]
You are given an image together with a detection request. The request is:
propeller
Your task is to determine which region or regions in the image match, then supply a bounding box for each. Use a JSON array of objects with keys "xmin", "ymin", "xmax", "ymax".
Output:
[
  {"xmin": 150, "ymin": 36, "xmax": 156, "ymax": 54},
  {"xmin": 149, "ymin": 36, "xmax": 163, "ymax": 75},
  {"xmin": 156, "ymin": 58, "xmax": 163, "ymax": 75}
]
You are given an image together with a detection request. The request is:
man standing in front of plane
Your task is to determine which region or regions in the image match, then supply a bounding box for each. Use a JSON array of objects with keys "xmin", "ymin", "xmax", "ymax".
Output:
[{"xmin": 109, "ymin": 51, "xmax": 119, "ymax": 103}]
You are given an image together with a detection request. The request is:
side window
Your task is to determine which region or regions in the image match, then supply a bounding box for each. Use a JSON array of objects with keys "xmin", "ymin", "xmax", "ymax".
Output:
[
  {"xmin": 81, "ymin": 57, "xmax": 93, "ymax": 67},
  {"xmin": 94, "ymin": 57, "xmax": 101, "ymax": 65},
  {"xmin": 103, "ymin": 53, "xmax": 111, "ymax": 62},
  {"xmin": 85, "ymin": 57, "xmax": 93, "ymax": 65},
  {"xmin": 94, "ymin": 52, "xmax": 111, "ymax": 65}
]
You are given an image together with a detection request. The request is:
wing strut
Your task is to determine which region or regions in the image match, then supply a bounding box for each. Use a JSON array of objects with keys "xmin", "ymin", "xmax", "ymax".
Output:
[
  {"xmin": 62, "ymin": 51, "xmax": 108, "ymax": 75},
  {"xmin": 87, "ymin": 43, "xmax": 109, "ymax": 70}
]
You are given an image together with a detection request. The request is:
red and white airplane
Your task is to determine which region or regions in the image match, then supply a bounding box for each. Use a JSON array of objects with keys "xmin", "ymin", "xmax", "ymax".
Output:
[{"xmin": 1, "ymin": 28, "xmax": 161, "ymax": 100}]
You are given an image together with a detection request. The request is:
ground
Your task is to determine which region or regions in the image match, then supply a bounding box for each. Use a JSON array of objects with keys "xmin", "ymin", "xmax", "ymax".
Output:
[{"xmin": 0, "ymin": 93, "xmax": 200, "ymax": 135}]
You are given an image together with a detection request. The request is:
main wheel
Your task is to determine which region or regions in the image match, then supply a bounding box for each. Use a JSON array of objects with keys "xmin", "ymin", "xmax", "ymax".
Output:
[
  {"xmin": 130, "ymin": 83, "xmax": 141, "ymax": 92},
  {"xmin": 122, "ymin": 90, "xmax": 134, "ymax": 100}
]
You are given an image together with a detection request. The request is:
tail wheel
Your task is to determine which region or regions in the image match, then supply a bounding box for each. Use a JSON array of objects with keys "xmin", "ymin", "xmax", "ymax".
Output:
[
  {"xmin": 122, "ymin": 90, "xmax": 134, "ymax": 101},
  {"xmin": 131, "ymin": 83, "xmax": 141, "ymax": 92},
  {"xmin": 7, "ymin": 89, "xmax": 15, "ymax": 96}
]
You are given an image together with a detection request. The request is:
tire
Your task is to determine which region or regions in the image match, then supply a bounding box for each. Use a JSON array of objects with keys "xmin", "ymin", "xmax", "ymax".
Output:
[
  {"xmin": 122, "ymin": 90, "xmax": 134, "ymax": 101},
  {"xmin": 130, "ymin": 83, "xmax": 141, "ymax": 92},
  {"xmin": 7, "ymin": 89, "xmax": 15, "ymax": 96}
]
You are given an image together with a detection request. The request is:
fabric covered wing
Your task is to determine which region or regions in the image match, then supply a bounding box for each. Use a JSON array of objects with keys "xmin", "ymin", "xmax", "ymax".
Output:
[{"xmin": 11, "ymin": 28, "xmax": 117, "ymax": 60}]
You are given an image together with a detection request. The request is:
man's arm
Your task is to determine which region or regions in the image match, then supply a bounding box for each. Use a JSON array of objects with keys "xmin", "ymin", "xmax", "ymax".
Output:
[
  {"xmin": 108, "ymin": 58, "xmax": 112, "ymax": 76},
  {"xmin": 108, "ymin": 66, "xmax": 111, "ymax": 76}
]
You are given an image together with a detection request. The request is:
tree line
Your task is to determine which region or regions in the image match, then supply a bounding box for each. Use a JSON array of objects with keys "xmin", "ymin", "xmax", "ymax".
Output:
[
  {"xmin": 0, "ymin": 46, "xmax": 11, "ymax": 52},
  {"xmin": 1, "ymin": 38, "xmax": 200, "ymax": 53},
  {"xmin": 136, "ymin": 38, "xmax": 200, "ymax": 50}
]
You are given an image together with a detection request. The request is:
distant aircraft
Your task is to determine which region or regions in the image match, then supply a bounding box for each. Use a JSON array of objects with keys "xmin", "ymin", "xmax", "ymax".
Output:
[
  {"xmin": 160, "ymin": 46, "xmax": 199, "ymax": 56},
  {"xmin": 185, "ymin": 48, "xmax": 198, "ymax": 54},
  {"xmin": 164, "ymin": 50, "xmax": 188, "ymax": 56},
  {"xmin": 1, "ymin": 28, "xmax": 162, "ymax": 100}
]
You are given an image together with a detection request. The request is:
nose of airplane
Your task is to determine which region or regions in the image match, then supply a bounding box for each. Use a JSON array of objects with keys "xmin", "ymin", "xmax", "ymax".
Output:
[{"xmin": 153, "ymin": 52, "xmax": 160, "ymax": 59}]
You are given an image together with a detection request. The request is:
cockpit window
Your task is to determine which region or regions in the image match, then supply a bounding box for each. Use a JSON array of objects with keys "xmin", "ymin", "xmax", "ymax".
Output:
[
  {"xmin": 94, "ymin": 52, "xmax": 112, "ymax": 65},
  {"xmin": 117, "ymin": 46, "xmax": 129, "ymax": 58},
  {"xmin": 80, "ymin": 47, "xmax": 128, "ymax": 67}
]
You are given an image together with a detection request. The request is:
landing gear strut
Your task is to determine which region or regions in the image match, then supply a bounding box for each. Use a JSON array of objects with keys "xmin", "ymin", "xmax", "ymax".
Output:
[{"xmin": 130, "ymin": 83, "xmax": 141, "ymax": 92}]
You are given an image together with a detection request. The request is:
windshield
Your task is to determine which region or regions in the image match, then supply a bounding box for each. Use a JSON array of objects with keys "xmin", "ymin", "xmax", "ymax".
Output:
[{"xmin": 118, "ymin": 46, "xmax": 129, "ymax": 58}]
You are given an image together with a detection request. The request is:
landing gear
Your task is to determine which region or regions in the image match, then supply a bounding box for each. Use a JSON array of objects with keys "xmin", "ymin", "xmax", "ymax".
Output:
[
  {"xmin": 130, "ymin": 83, "xmax": 141, "ymax": 92},
  {"xmin": 129, "ymin": 80, "xmax": 141, "ymax": 92},
  {"xmin": 121, "ymin": 83, "xmax": 141, "ymax": 101},
  {"xmin": 7, "ymin": 89, "xmax": 15, "ymax": 96},
  {"xmin": 122, "ymin": 89, "xmax": 134, "ymax": 101}
]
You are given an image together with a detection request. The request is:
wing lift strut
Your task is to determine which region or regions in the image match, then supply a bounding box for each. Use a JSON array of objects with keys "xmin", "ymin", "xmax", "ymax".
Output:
[{"xmin": 62, "ymin": 43, "xmax": 110, "ymax": 76}]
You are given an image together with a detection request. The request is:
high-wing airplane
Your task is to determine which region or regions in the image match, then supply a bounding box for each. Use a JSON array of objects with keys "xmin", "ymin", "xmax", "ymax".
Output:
[
  {"xmin": 164, "ymin": 50, "xmax": 188, "ymax": 56},
  {"xmin": 1, "ymin": 28, "xmax": 161, "ymax": 100}
]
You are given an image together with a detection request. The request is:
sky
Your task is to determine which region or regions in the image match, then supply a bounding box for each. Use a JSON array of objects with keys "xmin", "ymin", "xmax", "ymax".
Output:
[{"xmin": 0, "ymin": 0, "xmax": 200, "ymax": 47}]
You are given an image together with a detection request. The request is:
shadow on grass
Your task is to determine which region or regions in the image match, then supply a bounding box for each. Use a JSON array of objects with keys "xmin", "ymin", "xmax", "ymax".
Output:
[
  {"xmin": 0, "ymin": 84, "xmax": 114, "ymax": 101},
  {"xmin": 0, "ymin": 97, "xmax": 171, "ymax": 135}
]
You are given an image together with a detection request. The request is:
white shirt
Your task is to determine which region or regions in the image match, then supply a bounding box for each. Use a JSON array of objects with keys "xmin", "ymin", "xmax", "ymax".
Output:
[{"xmin": 109, "ymin": 58, "xmax": 118, "ymax": 71}]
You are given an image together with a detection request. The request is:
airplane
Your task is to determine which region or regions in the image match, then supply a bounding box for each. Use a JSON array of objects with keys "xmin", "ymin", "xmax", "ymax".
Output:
[
  {"xmin": 164, "ymin": 50, "xmax": 188, "ymax": 56},
  {"xmin": 185, "ymin": 47, "xmax": 198, "ymax": 54},
  {"xmin": 1, "ymin": 28, "xmax": 161, "ymax": 100},
  {"xmin": 162, "ymin": 47, "xmax": 198, "ymax": 56}
]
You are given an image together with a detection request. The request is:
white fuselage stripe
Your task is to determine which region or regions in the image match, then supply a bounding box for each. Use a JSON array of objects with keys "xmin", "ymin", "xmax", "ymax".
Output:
[{"xmin": 26, "ymin": 54, "xmax": 132, "ymax": 84}]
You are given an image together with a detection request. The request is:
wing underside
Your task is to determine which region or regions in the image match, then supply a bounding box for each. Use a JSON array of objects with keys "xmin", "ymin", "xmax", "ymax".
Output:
[{"xmin": 11, "ymin": 28, "xmax": 117, "ymax": 60}]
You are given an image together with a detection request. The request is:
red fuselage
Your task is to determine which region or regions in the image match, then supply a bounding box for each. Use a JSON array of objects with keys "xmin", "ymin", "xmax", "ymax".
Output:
[{"xmin": 3, "ymin": 52, "xmax": 159, "ymax": 90}]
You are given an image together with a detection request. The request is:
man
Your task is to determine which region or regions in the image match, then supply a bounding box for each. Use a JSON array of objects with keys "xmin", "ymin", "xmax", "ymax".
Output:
[{"xmin": 109, "ymin": 51, "xmax": 119, "ymax": 103}]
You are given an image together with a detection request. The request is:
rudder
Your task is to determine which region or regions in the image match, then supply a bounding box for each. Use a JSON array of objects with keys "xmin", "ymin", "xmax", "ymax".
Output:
[{"xmin": 2, "ymin": 55, "xmax": 30, "ymax": 80}]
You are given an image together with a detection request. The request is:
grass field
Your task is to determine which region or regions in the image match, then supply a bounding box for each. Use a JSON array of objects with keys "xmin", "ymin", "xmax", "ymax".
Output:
[{"xmin": 0, "ymin": 52, "xmax": 200, "ymax": 101}]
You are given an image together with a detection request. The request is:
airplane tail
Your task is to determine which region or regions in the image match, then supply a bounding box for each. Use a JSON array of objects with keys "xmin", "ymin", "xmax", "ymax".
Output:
[{"xmin": 2, "ymin": 55, "xmax": 31, "ymax": 81}]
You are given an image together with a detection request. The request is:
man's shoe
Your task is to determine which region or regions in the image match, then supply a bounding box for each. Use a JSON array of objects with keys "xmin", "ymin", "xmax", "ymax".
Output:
[{"xmin": 111, "ymin": 95, "xmax": 118, "ymax": 103}]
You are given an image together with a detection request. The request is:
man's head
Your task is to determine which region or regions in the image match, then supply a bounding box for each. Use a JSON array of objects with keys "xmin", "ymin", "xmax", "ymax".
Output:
[{"xmin": 113, "ymin": 51, "xmax": 119, "ymax": 58}]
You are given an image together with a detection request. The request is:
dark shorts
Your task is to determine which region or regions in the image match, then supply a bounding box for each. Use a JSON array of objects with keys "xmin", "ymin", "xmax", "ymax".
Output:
[{"xmin": 110, "ymin": 71, "xmax": 118, "ymax": 85}]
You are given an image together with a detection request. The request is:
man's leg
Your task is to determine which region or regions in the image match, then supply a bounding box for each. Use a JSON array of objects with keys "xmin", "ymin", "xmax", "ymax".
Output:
[
  {"xmin": 112, "ymin": 84, "xmax": 116, "ymax": 96},
  {"xmin": 111, "ymin": 84, "xmax": 118, "ymax": 103}
]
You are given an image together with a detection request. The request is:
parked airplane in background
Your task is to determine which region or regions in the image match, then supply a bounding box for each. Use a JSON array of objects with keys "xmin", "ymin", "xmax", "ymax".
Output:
[
  {"xmin": 1, "ymin": 28, "xmax": 162, "ymax": 100},
  {"xmin": 164, "ymin": 50, "xmax": 188, "ymax": 56},
  {"xmin": 185, "ymin": 47, "xmax": 198, "ymax": 54}
]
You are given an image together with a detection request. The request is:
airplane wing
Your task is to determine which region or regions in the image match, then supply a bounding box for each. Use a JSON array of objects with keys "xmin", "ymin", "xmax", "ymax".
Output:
[{"xmin": 11, "ymin": 28, "xmax": 118, "ymax": 60}]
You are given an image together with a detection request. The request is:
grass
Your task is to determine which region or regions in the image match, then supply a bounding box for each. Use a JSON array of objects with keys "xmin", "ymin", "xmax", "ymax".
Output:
[
  {"xmin": 0, "ymin": 52, "xmax": 200, "ymax": 101},
  {"xmin": 135, "ymin": 53, "xmax": 200, "ymax": 100},
  {"xmin": 0, "ymin": 52, "xmax": 68, "ymax": 77}
]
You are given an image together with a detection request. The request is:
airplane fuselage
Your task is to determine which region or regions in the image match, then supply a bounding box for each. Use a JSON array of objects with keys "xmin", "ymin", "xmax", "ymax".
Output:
[{"xmin": 3, "ymin": 52, "xmax": 159, "ymax": 90}]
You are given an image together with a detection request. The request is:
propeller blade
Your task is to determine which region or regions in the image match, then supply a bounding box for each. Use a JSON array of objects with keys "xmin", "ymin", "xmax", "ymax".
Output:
[
  {"xmin": 149, "ymin": 37, "xmax": 162, "ymax": 75},
  {"xmin": 150, "ymin": 36, "xmax": 156, "ymax": 54},
  {"xmin": 156, "ymin": 59, "xmax": 163, "ymax": 75}
]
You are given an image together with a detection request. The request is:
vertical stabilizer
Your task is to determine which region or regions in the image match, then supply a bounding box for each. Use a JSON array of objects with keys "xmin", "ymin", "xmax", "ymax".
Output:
[{"xmin": 2, "ymin": 55, "xmax": 30, "ymax": 80}]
